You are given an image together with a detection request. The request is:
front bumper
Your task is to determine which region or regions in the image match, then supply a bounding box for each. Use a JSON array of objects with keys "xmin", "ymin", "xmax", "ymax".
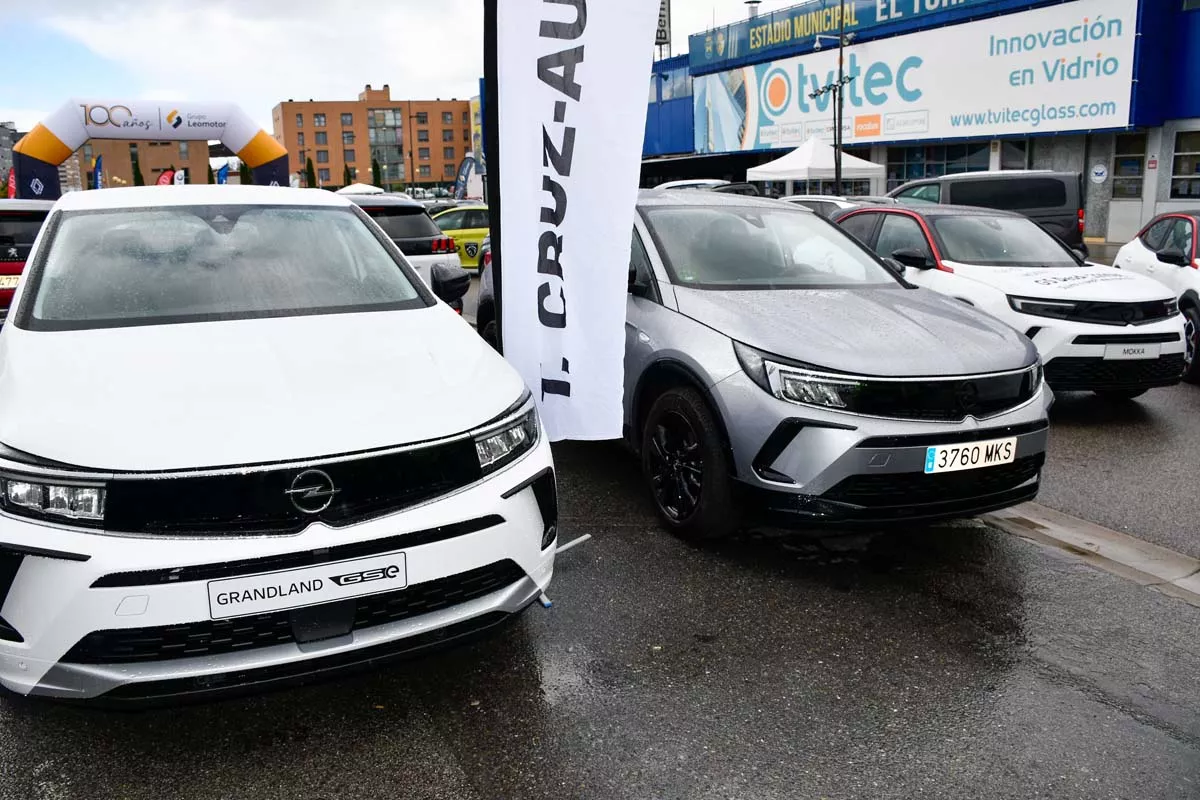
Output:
[
  {"xmin": 0, "ymin": 439, "xmax": 555, "ymax": 701},
  {"xmin": 1025, "ymin": 314, "xmax": 1186, "ymax": 391},
  {"xmin": 711, "ymin": 371, "xmax": 1052, "ymax": 528}
]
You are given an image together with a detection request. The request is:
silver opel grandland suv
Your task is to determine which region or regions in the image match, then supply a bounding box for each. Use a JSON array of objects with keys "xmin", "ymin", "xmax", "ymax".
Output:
[{"xmin": 624, "ymin": 190, "xmax": 1051, "ymax": 539}]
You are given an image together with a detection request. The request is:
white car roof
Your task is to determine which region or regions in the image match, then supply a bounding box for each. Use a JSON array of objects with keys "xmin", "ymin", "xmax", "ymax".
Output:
[{"xmin": 51, "ymin": 185, "xmax": 352, "ymax": 212}]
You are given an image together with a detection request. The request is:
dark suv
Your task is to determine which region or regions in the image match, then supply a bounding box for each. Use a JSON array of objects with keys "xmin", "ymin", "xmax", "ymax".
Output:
[
  {"xmin": 888, "ymin": 171, "xmax": 1087, "ymax": 255},
  {"xmin": 0, "ymin": 200, "xmax": 54, "ymax": 325}
]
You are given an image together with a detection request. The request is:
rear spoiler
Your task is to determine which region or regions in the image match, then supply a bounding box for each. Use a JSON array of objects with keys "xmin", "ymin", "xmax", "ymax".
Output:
[{"xmin": 708, "ymin": 182, "xmax": 760, "ymax": 196}]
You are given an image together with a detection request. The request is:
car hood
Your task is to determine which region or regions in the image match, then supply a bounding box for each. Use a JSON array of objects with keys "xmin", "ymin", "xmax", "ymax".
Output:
[
  {"xmin": 0, "ymin": 307, "xmax": 525, "ymax": 471},
  {"xmin": 942, "ymin": 261, "xmax": 1173, "ymax": 301},
  {"xmin": 673, "ymin": 285, "xmax": 1035, "ymax": 376}
]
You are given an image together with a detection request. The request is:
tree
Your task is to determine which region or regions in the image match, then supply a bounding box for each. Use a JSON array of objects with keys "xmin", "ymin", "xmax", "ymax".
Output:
[
  {"xmin": 207, "ymin": 164, "xmax": 215, "ymax": 184},
  {"xmin": 305, "ymin": 157, "xmax": 317, "ymax": 189},
  {"xmin": 238, "ymin": 160, "xmax": 252, "ymax": 185},
  {"xmin": 132, "ymin": 161, "xmax": 146, "ymax": 186},
  {"xmin": 372, "ymin": 158, "xmax": 382, "ymax": 187},
  {"xmin": 343, "ymin": 164, "xmax": 353, "ymax": 187}
]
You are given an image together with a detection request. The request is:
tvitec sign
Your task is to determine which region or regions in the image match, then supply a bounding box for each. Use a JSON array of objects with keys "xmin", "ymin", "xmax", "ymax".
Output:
[{"xmin": 693, "ymin": 0, "xmax": 1135, "ymax": 152}]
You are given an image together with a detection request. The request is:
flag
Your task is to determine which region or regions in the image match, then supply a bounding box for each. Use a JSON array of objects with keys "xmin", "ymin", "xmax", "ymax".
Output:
[
  {"xmin": 216, "ymin": 164, "xmax": 229, "ymax": 185},
  {"xmin": 487, "ymin": 0, "xmax": 659, "ymax": 440},
  {"xmin": 174, "ymin": 169, "xmax": 186, "ymax": 185},
  {"xmin": 157, "ymin": 169, "xmax": 175, "ymax": 186},
  {"xmin": 92, "ymin": 155, "xmax": 103, "ymax": 190},
  {"xmin": 5, "ymin": 168, "xmax": 14, "ymax": 199}
]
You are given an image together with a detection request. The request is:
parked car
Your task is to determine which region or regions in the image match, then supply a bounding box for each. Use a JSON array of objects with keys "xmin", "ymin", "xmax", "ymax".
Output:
[
  {"xmin": 833, "ymin": 204, "xmax": 1185, "ymax": 399},
  {"xmin": 614, "ymin": 190, "xmax": 1050, "ymax": 539},
  {"xmin": 888, "ymin": 171, "xmax": 1088, "ymax": 255},
  {"xmin": 433, "ymin": 204, "xmax": 489, "ymax": 270},
  {"xmin": 344, "ymin": 194, "xmax": 469, "ymax": 312},
  {"xmin": 0, "ymin": 186, "xmax": 556, "ymax": 702},
  {"xmin": 655, "ymin": 179, "xmax": 731, "ymax": 191},
  {"xmin": 0, "ymin": 199, "xmax": 54, "ymax": 325}
]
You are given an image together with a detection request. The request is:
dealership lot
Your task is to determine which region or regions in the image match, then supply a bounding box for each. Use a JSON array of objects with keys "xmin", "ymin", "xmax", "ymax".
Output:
[{"xmin": 2, "ymin": 399, "xmax": 1199, "ymax": 800}]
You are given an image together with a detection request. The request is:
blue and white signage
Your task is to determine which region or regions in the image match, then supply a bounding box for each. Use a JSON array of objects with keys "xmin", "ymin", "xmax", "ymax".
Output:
[{"xmin": 694, "ymin": 0, "xmax": 1135, "ymax": 152}]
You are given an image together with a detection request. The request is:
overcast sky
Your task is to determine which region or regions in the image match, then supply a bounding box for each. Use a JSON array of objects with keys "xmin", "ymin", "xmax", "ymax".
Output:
[{"xmin": 1, "ymin": 0, "xmax": 801, "ymax": 133}]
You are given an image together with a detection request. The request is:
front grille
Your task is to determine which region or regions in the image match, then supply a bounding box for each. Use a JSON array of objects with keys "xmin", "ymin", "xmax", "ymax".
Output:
[
  {"xmin": 824, "ymin": 454, "xmax": 1043, "ymax": 508},
  {"xmin": 103, "ymin": 439, "xmax": 482, "ymax": 536},
  {"xmin": 1044, "ymin": 355, "xmax": 1185, "ymax": 391},
  {"xmin": 1062, "ymin": 300, "xmax": 1175, "ymax": 326},
  {"xmin": 848, "ymin": 368, "xmax": 1038, "ymax": 422},
  {"xmin": 64, "ymin": 560, "xmax": 526, "ymax": 665},
  {"xmin": 1073, "ymin": 332, "xmax": 1181, "ymax": 345}
]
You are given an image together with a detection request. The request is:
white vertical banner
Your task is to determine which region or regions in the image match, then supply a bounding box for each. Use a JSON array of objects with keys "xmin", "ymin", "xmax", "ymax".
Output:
[{"xmin": 497, "ymin": 0, "xmax": 658, "ymax": 441}]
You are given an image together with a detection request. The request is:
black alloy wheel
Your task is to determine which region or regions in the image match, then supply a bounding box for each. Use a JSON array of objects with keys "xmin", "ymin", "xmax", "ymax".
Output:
[
  {"xmin": 640, "ymin": 388, "xmax": 738, "ymax": 540},
  {"xmin": 1183, "ymin": 305, "xmax": 1200, "ymax": 384}
]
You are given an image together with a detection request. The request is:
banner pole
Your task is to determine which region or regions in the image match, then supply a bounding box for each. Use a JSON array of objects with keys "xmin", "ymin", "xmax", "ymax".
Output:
[{"xmin": 483, "ymin": 0, "xmax": 504, "ymax": 355}]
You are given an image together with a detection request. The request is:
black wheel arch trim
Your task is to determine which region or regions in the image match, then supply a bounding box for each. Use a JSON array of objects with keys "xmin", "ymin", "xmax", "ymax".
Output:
[
  {"xmin": 1180, "ymin": 289, "xmax": 1200, "ymax": 311},
  {"xmin": 632, "ymin": 358, "xmax": 736, "ymax": 472}
]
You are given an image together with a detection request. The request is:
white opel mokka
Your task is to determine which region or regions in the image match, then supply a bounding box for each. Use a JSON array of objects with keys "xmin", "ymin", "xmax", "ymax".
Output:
[
  {"xmin": 835, "ymin": 205, "xmax": 1186, "ymax": 400},
  {"xmin": 0, "ymin": 186, "xmax": 556, "ymax": 702}
]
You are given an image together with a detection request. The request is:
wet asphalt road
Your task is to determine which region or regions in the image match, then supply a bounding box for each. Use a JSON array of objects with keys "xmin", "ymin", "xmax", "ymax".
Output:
[{"xmin": 2, "ymin": 443, "xmax": 1198, "ymax": 800}]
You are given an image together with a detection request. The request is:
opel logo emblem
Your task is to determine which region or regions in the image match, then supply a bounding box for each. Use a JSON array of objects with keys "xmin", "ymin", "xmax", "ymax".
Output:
[
  {"xmin": 1120, "ymin": 307, "xmax": 1136, "ymax": 324},
  {"xmin": 286, "ymin": 469, "xmax": 339, "ymax": 514},
  {"xmin": 956, "ymin": 381, "xmax": 980, "ymax": 413}
]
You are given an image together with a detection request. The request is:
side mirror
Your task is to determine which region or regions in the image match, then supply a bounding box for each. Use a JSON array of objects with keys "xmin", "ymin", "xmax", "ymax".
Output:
[
  {"xmin": 1071, "ymin": 248, "xmax": 1087, "ymax": 264},
  {"xmin": 431, "ymin": 262, "xmax": 471, "ymax": 304},
  {"xmin": 890, "ymin": 248, "xmax": 934, "ymax": 269},
  {"xmin": 882, "ymin": 257, "xmax": 907, "ymax": 277},
  {"xmin": 629, "ymin": 264, "xmax": 652, "ymax": 296},
  {"xmin": 1157, "ymin": 250, "xmax": 1190, "ymax": 267}
]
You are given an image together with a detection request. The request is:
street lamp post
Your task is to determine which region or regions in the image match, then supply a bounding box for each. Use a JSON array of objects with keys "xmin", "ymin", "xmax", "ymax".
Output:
[{"xmin": 810, "ymin": 4, "xmax": 855, "ymax": 196}]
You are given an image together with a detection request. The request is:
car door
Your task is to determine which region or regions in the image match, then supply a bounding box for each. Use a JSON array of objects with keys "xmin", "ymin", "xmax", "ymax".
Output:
[
  {"xmin": 455, "ymin": 208, "xmax": 490, "ymax": 269},
  {"xmin": 1156, "ymin": 217, "xmax": 1197, "ymax": 296},
  {"xmin": 624, "ymin": 224, "xmax": 677, "ymax": 437},
  {"xmin": 873, "ymin": 212, "xmax": 948, "ymax": 292},
  {"xmin": 1118, "ymin": 216, "xmax": 1173, "ymax": 279}
]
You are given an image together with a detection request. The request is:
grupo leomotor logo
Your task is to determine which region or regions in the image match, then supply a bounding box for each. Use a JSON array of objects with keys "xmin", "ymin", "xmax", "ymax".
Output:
[
  {"xmin": 167, "ymin": 109, "xmax": 183, "ymax": 129},
  {"xmin": 761, "ymin": 68, "xmax": 792, "ymax": 118}
]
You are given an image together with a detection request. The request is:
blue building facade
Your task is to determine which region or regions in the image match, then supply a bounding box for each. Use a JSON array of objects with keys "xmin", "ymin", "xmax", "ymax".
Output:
[{"xmin": 643, "ymin": 0, "xmax": 1200, "ymax": 242}]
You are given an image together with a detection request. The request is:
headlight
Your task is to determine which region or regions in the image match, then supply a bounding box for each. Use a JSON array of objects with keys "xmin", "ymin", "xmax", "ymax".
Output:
[
  {"xmin": 474, "ymin": 406, "xmax": 539, "ymax": 474},
  {"xmin": 734, "ymin": 341, "xmax": 860, "ymax": 410},
  {"xmin": 1008, "ymin": 296, "xmax": 1077, "ymax": 320},
  {"xmin": 1165, "ymin": 297, "xmax": 1180, "ymax": 317},
  {"xmin": 1, "ymin": 477, "xmax": 105, "ymax": 524}
]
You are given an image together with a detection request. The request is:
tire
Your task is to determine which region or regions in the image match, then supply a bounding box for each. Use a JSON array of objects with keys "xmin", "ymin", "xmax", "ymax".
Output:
[
  {"xmin": 1183, "ymin": 304, "xmax": 1200, "ymax": 385},
  {"xmin": 480, "ymin": 319, "xmax": 499, "ymax": 352},
  {"xmin": 640, "ymin": 387, "xmax": 738, "ymax": 541},
  {"xmin": 1094, "ymin": 388, "xmax": 1148, "ymax": 401}
]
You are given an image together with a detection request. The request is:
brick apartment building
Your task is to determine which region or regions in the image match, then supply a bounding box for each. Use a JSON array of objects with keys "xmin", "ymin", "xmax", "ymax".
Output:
[
  {"xmin": 70, "ymin": 138, "xmax": 213, "ymax": 189},
  {"xmin": 272, "ymin": 85, "xmax": 472, "ymax": 191}
]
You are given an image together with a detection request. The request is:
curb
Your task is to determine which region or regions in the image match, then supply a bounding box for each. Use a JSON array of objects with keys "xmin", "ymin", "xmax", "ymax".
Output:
[{"xmin": 982, "ymin": 503, "xmax": 1200, "ymax": 608}]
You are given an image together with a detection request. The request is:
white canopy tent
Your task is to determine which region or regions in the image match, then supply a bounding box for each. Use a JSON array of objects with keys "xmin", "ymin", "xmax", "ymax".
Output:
[
  {"xmin": 746, "ymin": 137, "xmax": 884, "ymax": 188},
  {"xmin": 336, "ymin": 183, "xmax": 385, "ymax": 195}
]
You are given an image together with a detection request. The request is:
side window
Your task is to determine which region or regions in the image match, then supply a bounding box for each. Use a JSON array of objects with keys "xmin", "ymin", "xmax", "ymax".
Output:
[
  {"xmin": 630, "ymin": 230, "xmax": 658, "ymax": 301},
  {"xmin": 949, "ymin": 178, "xmax": 1067, "ymax": 210},
  {"xmin": 1164, "ymin": 218, "xmax": 1195, "ymax": 257},
  {"xmin": 463, "ymin": 210, "xmax": 488, "ymax": 230},
  {"xmin": 838, "ymin": 212, "xmax": 882, "ymax": 245},
  {"xmin": 876, "ymin": 214, "xmax": 933, "ymax": 260},
  {"xmin": 897, "ymin": 183, "xmax": 941, "ymax": 204},
  {"xmin": 1141, "ymin": 218, "xmax": 1173, "ymax": 250},
  {"xmin": 435, "ymin": 210, "xmax": 465, "ymax": 230}
]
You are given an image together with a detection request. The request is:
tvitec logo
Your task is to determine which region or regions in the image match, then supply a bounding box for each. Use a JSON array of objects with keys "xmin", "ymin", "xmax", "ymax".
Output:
[
  {"xmin": 760, "ymin": 67, "xmax": 793, "ymax": 117},
  {"xmin": 167, "ymin": 109, "xmax": 183, "ymax": 129}
]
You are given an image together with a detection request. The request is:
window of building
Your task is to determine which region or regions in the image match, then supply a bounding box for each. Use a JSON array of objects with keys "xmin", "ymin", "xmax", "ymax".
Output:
[
  {"xmin": 1171, "ymin": 132, "xmax": 1200, "ymax": 199},
  {"xmin": 314, "ymin": 113, "xmax": 326, "ymax": 127},
  {"xmin": 419, "ymin": 165, "xmax": 432, "ymax": 177},
  {"xmin": 315, "ymin": 131, "xmax": 328, "ymax": 145},
  {"xmin": 792, "ymin": 179, "xmax": 872, "ymax": 195},
  {"xmin": 442, "ymin": 112, "xmax": 454, "ymax": 125},
  {"xmin": 1113, "ymin": 133, "xmax": 1147, "ymax": 199},
  {"xmin": 83, "ymin": 144, "xmax": 93, "ymax": 162},
  {"xmin": 416, "ymin": 112, "xmax": 428, "ymax": 125},
  {"xmin": 347, "ymin": 166, "xmax": 358, "ymax": 180},
  {"xmin": 444, "ymin": 164, "xmax": 457, "ymax": 178},
  {"xmin": 464, "ymin": 129, "xmax": 470, "ymax": 142},
  {"xmin": 318, "ymin": 168, "xmax": 330, "ymax": 183},
  {"xmin": 179, "ymin": 141, "xmax": 189, "ymax": 159},
  {"xmin": 886, "ymin": 142, "xmax": 989, "ymax": 191},
  {"xmin": 444, "ymin": 147, "xmax": 455, "ymax": 160},
  {"xmin": 317, "ymin": 150, "xmax": 329, "ymax": 163},
  {"xmin": 419, "ymin": 147, "xmax": 430, "ymax": 160},
  {"xmin": 341, "ymin": 113, "xmax": 353, "ymax": 126},
  {"xmin": 1000, "ymin": 140, "xmax": 1028, "ymax": 170},
  {"xmin": 659, "ymin": 66, "xmax": 693, "ymax": 101},
  {"xmin": 343, "ymin": 131, "xmax": 355, "ymax": 145},
  {"xmin": 442, "ymin": 129, "xmax": 454, "ymax": 142},
  {"xmin": 418, "ymin": 130, "xmax": 429, "ymax": 142},
  {"xmin": 344, "ymin": 149, "xmax": 356, "ymax": 163},
  {"xmin": 297, "ymin": 132, "xmax": 305, "ymax": 147},
  {"xmin": 295, "ymin": 113, "xmax": 303, "ymax": 128},
  {"xmin": 463, "ymin": 111, "xmax": 469, "ymax": 125}
]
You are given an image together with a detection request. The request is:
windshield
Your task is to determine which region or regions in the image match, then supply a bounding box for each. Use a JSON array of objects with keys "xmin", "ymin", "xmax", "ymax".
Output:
[
  {"xmin": 359, "ymin": 205, "xmax": 442, "ymax": 239},
  {"xmin": 932, "ymin": 215, "xmax": 1078, "ymax": 267},
  {"xmin": 21, "ymin": 204, "xmax": 428, "ymax": 331},
  {"xmin": 642, "ymin": 205, "xmax": 900, "ymax": 289}
]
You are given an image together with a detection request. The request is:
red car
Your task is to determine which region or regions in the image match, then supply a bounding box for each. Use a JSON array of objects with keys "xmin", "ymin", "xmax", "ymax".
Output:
[{"xmin": 0, "ymin": 200, "xmax": 54, "ymax": 325}]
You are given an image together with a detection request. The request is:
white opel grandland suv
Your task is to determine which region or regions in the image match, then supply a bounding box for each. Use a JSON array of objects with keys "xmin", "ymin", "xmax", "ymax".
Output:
[{"xmin": 0, "ymin": 186, "xmax": 556, "ymax": 702}]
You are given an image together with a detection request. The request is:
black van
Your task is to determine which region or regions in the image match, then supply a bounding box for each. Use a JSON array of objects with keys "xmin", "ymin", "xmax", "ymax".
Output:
[{"xmin": 887, "ymin": 171, "xmax": 1087, "ymax": 254}]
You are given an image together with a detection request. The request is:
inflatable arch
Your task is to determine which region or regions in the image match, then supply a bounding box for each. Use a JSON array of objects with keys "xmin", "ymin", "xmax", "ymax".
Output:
[{"xmin": 12, "ymin": 99, "xmax": 288, "ymax": 200}]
